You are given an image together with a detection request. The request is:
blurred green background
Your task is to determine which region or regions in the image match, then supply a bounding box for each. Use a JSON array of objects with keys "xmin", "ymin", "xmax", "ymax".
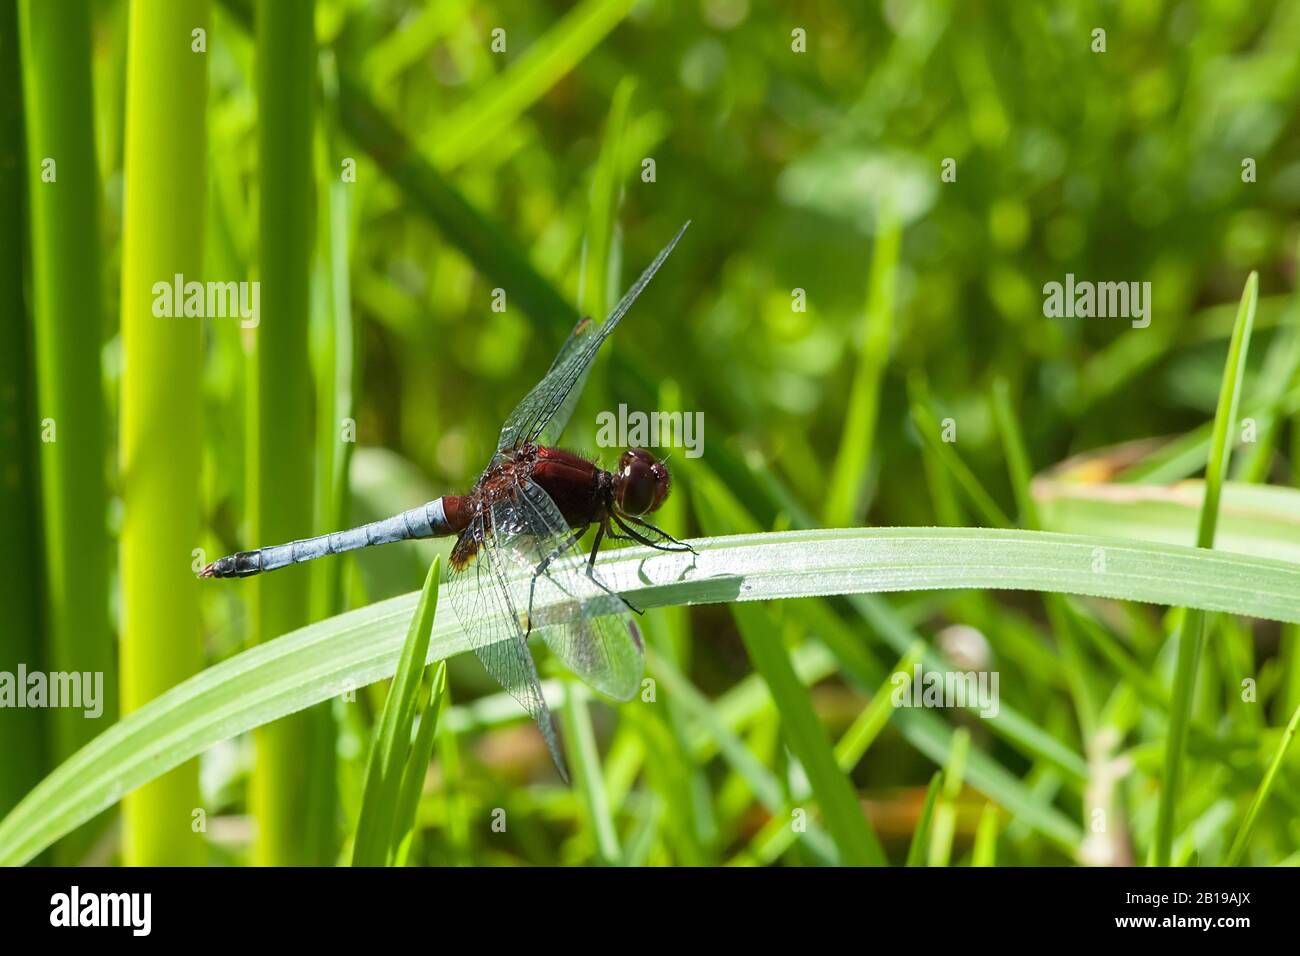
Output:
[{"xmin": 3, "ymin": 0, "xmax": 1300, "ymax": 867}]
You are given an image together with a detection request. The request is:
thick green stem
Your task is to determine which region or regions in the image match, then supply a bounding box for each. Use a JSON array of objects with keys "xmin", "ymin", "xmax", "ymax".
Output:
[
  {"xmin": 118, "ymin": 0, "xmax": 210, "ymax": 865},
  {"xmin": 250, "ymin": 0, "xmax": 329, "ymax": 866},
  {"xmin": 18, "ymin": 0, "xmax": 115, "ymax": 861},
  {"xmin": 0, "ymin": 0, "xmax": 47, "ymax": 823}
]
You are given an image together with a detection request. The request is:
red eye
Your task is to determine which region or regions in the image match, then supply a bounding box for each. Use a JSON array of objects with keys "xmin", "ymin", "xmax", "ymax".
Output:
[
  {"xmin": 616, "ymin": 450, "xmax": 657, "ymax": 515},
  {"xmin": 616, "ymin": 449, "xmax": 672, "ymax": 516}
]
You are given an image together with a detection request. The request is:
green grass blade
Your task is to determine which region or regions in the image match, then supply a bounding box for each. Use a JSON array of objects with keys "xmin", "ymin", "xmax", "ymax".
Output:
[
  {"xmin": 1224, "ymin": 701, "xmax": 1300, "ymax": 866},
  {"xmin": 390, "ymin": 661, "xmax": 447, "ymax": 867},
  {"xmin": 972, "ymin": 803, "xmax": 999, "ymax": 866},
  {"xmin": 336, "ymin": 74, "xmax": 573, "ymax": 329},
  {"xmin": 113, "ymin": 0, "xmax": 208, "ymax": 865},
  {"xmin": 1121, "ymin": 279, "xmax": 1300, "ymax": 488},
  {"xmin": 991, "ymin": 378, "xmax": 1040, "ymax": 528},
  {"xmin": 562, "ymin": 684, "xmax": 622, "ymax": 864},
  {"xmin": 1155, "ymin": 272, "xmax": 1258, "ymax": 867},
  {"xmin": 905, "ymin": 772, "xmax": 942, "ymax": 867},
  {"xmin": 1234, "ymin": 285, "xmax": 1300, "ymax": 482},
  {"xmin": 824, "ymin": 203, "xmax": 900, "ymax": 527},
  {"xmin": 1118, "ymin": 385, "xmax": 1300, "ymax": 486},
  {"xmin": 580, "ymin": 77, "xmax": 634, "ymax": 320},
  {"xmin": 822, "ymin": 594, "xmax": 1085, "ymax": 849},
  {"xmin": 647, "ymin": 646, "xmax": 838, "ymax": 863},
  {"xmin": 1130, "ymin": 403, "xmax": 1300, "ymax": 487},
  {"xmin": 1036, "ymin": 480, "xmax": 1300, "ymax": 564},
  {"xmin": 745, "ymin": 641, "xmax": 924, "ymax": 864},
  {"xmin": 216, "ymin": 0, "xmax": 576, "ymax": 336},
  {"xmin": 697, "ymin": 471, "xmax": 888, "ymax": 865},
  {"xmin": 430, "ymin": 0, "xmax": 638, "ymax": 170},
  {"xmin": 250, "ymin": 0, "xmax": 327, "ymax": 867},
  {"xmin": 730, "ymin": 600, "xmax": 886, "ymax": 865},
  {"xmin": 0, "ymin": 0, "xmax": 46, "ymax": 823},
  {"xmin": 352, "ymin": 558, "xmax": 440, "ymax": 866},
  {"xmin": 909, "ymin": 378, "xmax": 1012, "ymax": 528},
  {"xmin": 310, "ymin": 50, "xmax": 357, "ymax": 623},
  {"xmin": 570, "ymin": 79, "xmax": 635, "ymax": 450},
  {"xmin": 5, "ymin": 526, "xmax": 1300, "ymax": 865},
  {"xmin": 993, "ymin": 377, "xmax": 1098, "ymax": 733},
  {"xmin": 928, "ymin": 727, "xmax": 970, "ymax": 867},
  {"xmin": 1196, "ymin": 274, "xmax": 1259, "ymax": 550},
  {"xmin": 20, "ymin": 0, "xmax": 117, "ymax": 779}
]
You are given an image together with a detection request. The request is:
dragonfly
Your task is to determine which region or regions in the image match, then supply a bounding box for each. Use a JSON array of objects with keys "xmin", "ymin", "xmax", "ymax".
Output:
[{"xmin": 202, "ymin": 221, "xmax": 694, "ymax": 779}]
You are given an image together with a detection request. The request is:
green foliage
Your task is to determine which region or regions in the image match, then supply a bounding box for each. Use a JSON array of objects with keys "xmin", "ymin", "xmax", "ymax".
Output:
[
  {"xmin": 248, "ymin": 0, "xmax": 331, "ymax": 868},
  {"xmin": 1157, "ymin": 273, "xmax": 1258, "ymax": 866},
  {"xmin": 109, "ymin": 0, "xmax": 208, "ymax": 865},
  {"xmin": 5, "ymin": 526, "xmax": 1300, "ymax": 866},
  {"xmin": 0, "ymin": 0, "xmax": 45, "ymax": 824},
  {"xmin": 352, "ymin": 559, "xmax": 444, "ymax": 866},
  {"xmin": 17, "ymin": 0, "xmax": 115, "ymax": 864},
  {"xmin": 6, "ymin": 0, "xmax": 1300, "ymax": 868}
]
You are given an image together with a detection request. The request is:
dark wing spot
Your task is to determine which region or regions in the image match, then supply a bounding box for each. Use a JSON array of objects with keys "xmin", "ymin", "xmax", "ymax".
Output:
[{"xmin": 449, "ymin": 528, "xmax": 481, "ymax": 570}]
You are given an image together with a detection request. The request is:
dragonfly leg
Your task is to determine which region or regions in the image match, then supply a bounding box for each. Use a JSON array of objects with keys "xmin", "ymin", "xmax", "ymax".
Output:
[
  {"xmin": 588, "ymin": 522, "xmax": 643, "ymax": 616},
  {"xmin": 603, "ymin": 524, "xmax": 640, "ymax": 543},
  {"xmin": 525, "ymin": 525, "xmax": 588, "ymax": 639},
  {"xmin": 613, "ymin": 514, "xmax": 697, "ymax": 555}
]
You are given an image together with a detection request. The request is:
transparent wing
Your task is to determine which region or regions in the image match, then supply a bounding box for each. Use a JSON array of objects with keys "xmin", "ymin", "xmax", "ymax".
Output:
[
  {"xmin": 446, "ymin": 507, "xmax": 568, "ymax": 780},
  {"xmin": 508, "ymin": 478, "xmax": 643, "ymax": 701},
  {"xmin": 528, "ymin": 315, "xmax": 597, "ymax": 454},
  {"xmin": 496, "ymin": 221, "xmax": 691, "ymax": 453},
  {"xmin": 546, "ymin": 314, "xmax": 595, "ymax": 376}
]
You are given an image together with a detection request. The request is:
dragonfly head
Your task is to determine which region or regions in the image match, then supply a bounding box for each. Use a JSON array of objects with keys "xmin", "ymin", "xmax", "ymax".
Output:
[{"xmin": 614, "ymin": 448, "xmax": 670, "ymax": 516}]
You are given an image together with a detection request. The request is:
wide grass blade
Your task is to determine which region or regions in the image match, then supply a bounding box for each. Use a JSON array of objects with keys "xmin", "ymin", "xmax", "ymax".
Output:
[
  {"xmin": 4, "ymin": 526, "xmax": 1300, "ymax": 865},
  {"xmin": 1155, "ymin": 272, "xmax": 1258, "ymax": 867},
  {"xmin": 992, "ymin": 377, "xmax": 1098, "ymax": 734},
  {"xmin": 1036, "ymin": 479, "xmax": 1300, "ymax": 564},
  {"xmin": 1117, "ymin": 383, "xmax": 1300, "ymax": 486}
]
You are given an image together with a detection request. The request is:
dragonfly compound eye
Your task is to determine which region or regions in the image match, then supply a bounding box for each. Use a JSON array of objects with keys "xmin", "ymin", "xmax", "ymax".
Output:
[{"xmin": 616, "ymin": 448, "xmax": 665, "ymax": 516}]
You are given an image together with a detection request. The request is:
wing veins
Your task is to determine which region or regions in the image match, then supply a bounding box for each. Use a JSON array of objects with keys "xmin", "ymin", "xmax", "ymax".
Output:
[{"xmin": 497, "ymin": 221, "xmax": 690, "ymax": 452}]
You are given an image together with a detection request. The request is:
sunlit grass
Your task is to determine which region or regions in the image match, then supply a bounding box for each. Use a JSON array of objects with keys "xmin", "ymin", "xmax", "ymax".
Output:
[
  {"xmin": 351, "ymin": 559, "xmax": 443, "ymax": 866},
  {"xmin": 6, "ymin": 523, "xmax": 1300, "ymax": 866},
  {"xmin": 1155, "ymin": 273, "xmax": 1258, "ymax": 866},
  {"xmin": 248, "ymin": 0, "xmax": 331, "ymax": 867},
  {"xmin": 7, "ymin": 0, "xmax": 1300, "ymax": 871},
  {"xmin": 116, "ymin": 0, "xmax": 210, "ymax": 867}
]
